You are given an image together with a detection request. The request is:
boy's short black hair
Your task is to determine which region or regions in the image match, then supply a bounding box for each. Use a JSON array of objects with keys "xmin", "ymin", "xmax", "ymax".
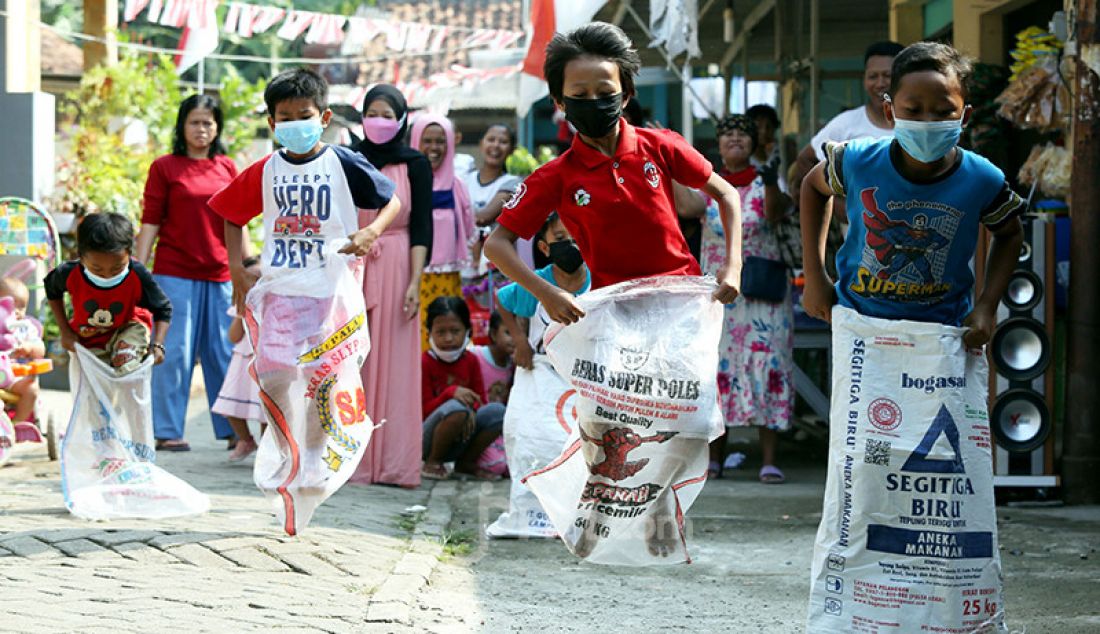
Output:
[
  {"xmin": 864, "ymin": 41, "xmax": 905, "ymax": 64},
  {"xmin": 264, "ymin": 67, "xmax": 328, "ymax": 116},
  {"xmin": 544, "ymin": 22, "xmax": 641, "ymax": 102},
  {"xmin": 426, "ymin": 296, "xmax": 471, "ymax": 332},
  {"xmin": 889, "ymin": 42, "xmax": 973, "ymax": 99},
  {"xmin": 77, "ymin": 212, "xmax": 134, "ymax": 255},
  {"xmin": 746, "ymin": 104, "xmax": 780, "ymax": 127},
  {"xmin": 489, "ymin": 311, "xmax": 503, "ymax": 334},
  {"xmin": 535, "ymin": 212, "xmax": 562, "ymax": 245}
]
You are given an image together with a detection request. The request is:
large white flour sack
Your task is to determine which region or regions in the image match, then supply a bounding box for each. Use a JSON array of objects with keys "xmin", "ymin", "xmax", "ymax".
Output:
[{"xmin": 807, "ymin": 306, "xmax": 1006, "ymax": 634}]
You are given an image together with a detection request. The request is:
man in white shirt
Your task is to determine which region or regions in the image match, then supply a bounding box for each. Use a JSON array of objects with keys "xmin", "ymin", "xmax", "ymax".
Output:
[{"xmin": 791, "ymin": 41, "xmax": 905, "ymax": 191}]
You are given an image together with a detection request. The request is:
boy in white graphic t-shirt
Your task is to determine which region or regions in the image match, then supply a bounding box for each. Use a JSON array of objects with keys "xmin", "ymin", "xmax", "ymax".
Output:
[{"xmin": 212, "ymin": 68, "xmax": 400, "ymax": 369}]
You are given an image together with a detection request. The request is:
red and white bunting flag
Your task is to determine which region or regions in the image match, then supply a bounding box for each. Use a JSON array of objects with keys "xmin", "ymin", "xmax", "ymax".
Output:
[
  {"xmin": 461, "ymin": 29, "xmax": 493, "ymax": 49},
  {"xmin": 223, "ymin": 1, "xmax": 242, "ymax": 34},
  {"xmin": 384, "ymin": 21, "xmax": 409, "ymax": 52},
  {"xmin": 175, "ymin": 0, "xmax": 218, "ymax": 73},
  {"xmin": 305, "ymin": 13, "xmax": 346, "ymax": 45},
  {"xmin": 342, "ymin": 17, "xmax": 389, "ymax": 54},
  {"xmin": 404, "ymin": 23, "xmax": 433, "ymax": 53},
  {"xmin": 251, "ymin": 6, "xmax": 286, "ymax": 35},
  {"xmin": 123, "ymin": 0, "xmax": 151, "ymax": 22},
  {"xmin": 187, "ymin": 0, "xmax": 217, "ymax": 30},
  {"xmin": 277, "ymin": 10, "xmax": 318, "ymax": 41},
  {"xmin": 146, "ymin": 0, "xmax": 164, "ymax": 22},
  {"xmin": 518, "ymin": 0, "xmax": 607, "ymax": 115},
  {"xmin": 428, "ymin": 26, "xmax": 449, "ymax": 53},
  {"xmin": 158, "ymin": 0, "xmax": 190, "ymax": 28},
  {"xmin": 492, "ymin": 30, "xmax": 523, "ymax": 49}
]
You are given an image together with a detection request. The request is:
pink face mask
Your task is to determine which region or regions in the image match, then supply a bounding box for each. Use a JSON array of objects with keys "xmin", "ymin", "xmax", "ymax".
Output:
[{"xmin": 363, "ymin": 115, "xmax": 403, "ymax": 144}]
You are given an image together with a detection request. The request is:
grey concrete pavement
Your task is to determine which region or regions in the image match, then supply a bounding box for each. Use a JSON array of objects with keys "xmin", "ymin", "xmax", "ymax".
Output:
[
  {"xmin": 1, "ymin": 389, "xmax": 1098, "ymax": 633},
  {"xmin": 0, "ymin": 388, "xmax": 455, "ymax": 633}
]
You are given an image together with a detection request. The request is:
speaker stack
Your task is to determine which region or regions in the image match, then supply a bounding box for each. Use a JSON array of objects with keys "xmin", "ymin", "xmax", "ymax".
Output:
[{"xmin": 986, "ymin": 217, "xmax": 1058, "ymax": 488}]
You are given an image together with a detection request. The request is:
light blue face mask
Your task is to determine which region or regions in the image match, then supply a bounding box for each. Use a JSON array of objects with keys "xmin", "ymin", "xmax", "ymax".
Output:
[
  {"xmin": 891, "ymin": 111, "xmax": 965, "ymax": 163},
  {"xmin": 274, "ymin": 118, "xmax": 324, "ymax": 155},
  {"xmin": 85, "ymin": 263, "xmax": 130, "ymax": 288}
]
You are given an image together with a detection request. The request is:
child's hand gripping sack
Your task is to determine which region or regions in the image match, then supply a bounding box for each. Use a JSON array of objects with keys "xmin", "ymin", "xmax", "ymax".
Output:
[
  {"xmin": 245, "ymin": 254, "xmax": 372, "ymax": 535},
  {"xmin": 525, "ymin": 276, "xmax": 725, "ymax": 565}
]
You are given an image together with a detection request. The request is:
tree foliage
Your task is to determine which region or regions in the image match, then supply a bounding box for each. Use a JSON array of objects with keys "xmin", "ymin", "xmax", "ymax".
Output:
[{"xmin": 51, "ymin": 49, "xmax": 267, "ymax": 229}]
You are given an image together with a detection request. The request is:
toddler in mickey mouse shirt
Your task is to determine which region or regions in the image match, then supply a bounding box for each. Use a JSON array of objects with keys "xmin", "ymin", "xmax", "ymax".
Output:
[{"xmin": 45, "ymin": 213, "xmax": 172, "ymax": 375}]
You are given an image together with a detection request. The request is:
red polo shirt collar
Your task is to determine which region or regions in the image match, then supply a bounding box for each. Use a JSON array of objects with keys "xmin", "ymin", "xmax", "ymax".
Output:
[{"xmin": 570, "ymin": 118, "xmax": 638, "ymax": 168}]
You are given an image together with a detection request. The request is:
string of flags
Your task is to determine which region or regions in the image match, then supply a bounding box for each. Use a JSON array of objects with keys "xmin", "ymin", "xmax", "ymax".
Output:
[
  {"xmin": 338, "ymin": 63, "xmax": 523, "ymax": 111},
  {"xmin": 123, "ymin": 0, "xmax": 524, "ymax": 51}
]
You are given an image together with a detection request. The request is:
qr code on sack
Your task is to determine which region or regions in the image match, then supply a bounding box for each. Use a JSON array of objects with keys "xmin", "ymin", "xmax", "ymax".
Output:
[{"xmin": 865, "ymin": 439, "xmax": 891, "ymax": 466}]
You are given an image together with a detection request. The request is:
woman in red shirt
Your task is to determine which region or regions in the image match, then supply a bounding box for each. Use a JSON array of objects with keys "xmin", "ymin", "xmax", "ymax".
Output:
[{"xmin": 136, "ymin": 95, "xmax": 242, "ymax": 451}]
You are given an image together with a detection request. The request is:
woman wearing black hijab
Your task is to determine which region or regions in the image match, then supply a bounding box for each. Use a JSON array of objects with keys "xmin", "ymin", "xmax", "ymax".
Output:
[{"xmin": 349, "ymin": 84, "xmax": 433, "ymax": 487}]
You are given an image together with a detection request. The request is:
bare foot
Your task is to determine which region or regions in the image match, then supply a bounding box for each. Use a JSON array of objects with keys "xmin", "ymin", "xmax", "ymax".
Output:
[
  {"xmin": 647, "ymin": 515, "xmax": 680, "ymax": 558},
  {"xmin": 228, "ymin": 438, "xmax": 258, "ymax": 462},
  {"xmin": 572, "ymin": 527, "xmax": 597, "ymax": 558}
]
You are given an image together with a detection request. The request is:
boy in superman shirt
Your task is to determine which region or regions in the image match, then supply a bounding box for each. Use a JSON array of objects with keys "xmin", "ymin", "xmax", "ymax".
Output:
[
  {"xmin": 799, "ymin": 42, "xmax": 1024, "ymax": 632},
  {"xmin": 800, "ymin": 41, "xmax": 1025, "ymax": 341}
]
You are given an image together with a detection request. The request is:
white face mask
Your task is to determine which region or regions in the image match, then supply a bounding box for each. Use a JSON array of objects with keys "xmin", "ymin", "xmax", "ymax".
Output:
[
  {"xmin": 430, "ymin": 334, "xmax": 469, "ymax": 363},
  {"xmin": 85, "ymin": 263, "xmax": 130, "ymax": 288}
]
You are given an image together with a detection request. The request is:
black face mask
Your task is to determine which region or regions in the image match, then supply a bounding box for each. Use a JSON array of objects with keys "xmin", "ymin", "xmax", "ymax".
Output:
[
  {"xmin": 548, "ymin": 240, "xmax": 584, "ymax": 274},
  {"xmin": 562, "ymin": 93, "xmax": 624, "ymax": 139}
]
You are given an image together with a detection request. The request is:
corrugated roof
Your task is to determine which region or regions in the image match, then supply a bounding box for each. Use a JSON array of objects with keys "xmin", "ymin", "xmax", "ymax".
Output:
[{"xmin": 41, "ymin": 28, "xmax": 83, "ymax": 77}]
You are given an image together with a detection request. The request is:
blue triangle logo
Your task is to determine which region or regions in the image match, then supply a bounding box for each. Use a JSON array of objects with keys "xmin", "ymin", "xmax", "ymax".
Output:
[{"xmin": 901, "ymin": 405, "xmax": 966, "ymax": 474}]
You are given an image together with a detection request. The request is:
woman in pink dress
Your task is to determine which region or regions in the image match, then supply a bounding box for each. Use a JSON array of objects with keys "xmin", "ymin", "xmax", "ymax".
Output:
[{"xmin": 350, "ymin": 85, "xmax": 433, "ymax": 487}]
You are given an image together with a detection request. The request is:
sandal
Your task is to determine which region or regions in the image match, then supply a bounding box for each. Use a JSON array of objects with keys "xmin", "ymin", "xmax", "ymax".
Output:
[
  {"xmin": 156, "ymin": 440, "xmax": 191, "ymax": 452},
  {"xmin": 759, "ymin": 465, "xmax": 785, "ymax": 484},
  {"xmin": 421, "ymin": 463, "xmax": 450, "ymax": 480}
]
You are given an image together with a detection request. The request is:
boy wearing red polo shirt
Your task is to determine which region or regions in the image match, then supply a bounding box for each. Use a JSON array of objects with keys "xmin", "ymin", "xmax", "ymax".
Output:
[
  {"xmin": 485, "ymin": 22, "xmax": 742, "ymax": 319},
  {"xmin": 485, "ymin": 22, "xmax": 743, "ymax": 562}
]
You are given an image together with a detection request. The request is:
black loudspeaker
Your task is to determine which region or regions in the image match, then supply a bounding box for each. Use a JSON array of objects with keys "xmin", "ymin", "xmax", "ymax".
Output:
[{"xmin": 988, "ymin": 218, "xmax": 1058, "ymax": 487}]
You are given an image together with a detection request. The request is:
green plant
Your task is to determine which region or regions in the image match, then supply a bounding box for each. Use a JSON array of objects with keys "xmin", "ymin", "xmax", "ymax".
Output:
[
  {"xmin": 51, "ymin": 49, "xmax": 181, "ymax": 226},
  {"xmin": 217, "ymin": 64, "xmax": 268, "ymax": 158},
  {"xmin": 395, "ymin": 510, "xmax": 426, "ymax": 533},
  {"xmin": 506, "ymin": 145, "xmax": 558, "ymax": 177},
  {"xmin": 438, "ymin": 529, "xmax": 476, "ymax": 559},
  {"xmin": 49, "ymin": 46, "xmax": 268, "ymax": 254}
]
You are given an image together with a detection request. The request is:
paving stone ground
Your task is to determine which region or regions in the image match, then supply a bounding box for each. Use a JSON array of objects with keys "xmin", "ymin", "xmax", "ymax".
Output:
[
  {"xmin": 2, "ymin": 388, "xmax": 1098, "ymax": 633},
  {"xmin": 0, "ymin": 389, "xmax": 454, "ymax": 633}
]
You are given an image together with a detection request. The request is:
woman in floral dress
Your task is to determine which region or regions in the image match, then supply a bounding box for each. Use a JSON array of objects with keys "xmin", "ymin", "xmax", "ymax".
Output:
[{"xmin": 691, "ymin": 114, "xmax": 794, "ymax": 483}]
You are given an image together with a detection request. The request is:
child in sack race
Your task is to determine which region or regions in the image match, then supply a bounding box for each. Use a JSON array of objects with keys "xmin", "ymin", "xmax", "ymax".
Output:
[
  {"xmin": 208, "ymin": 68, "xmax": 401, "ymax": 533},
  {"xmin": 484, "ymin": 22, "xmax": 742, "ymax": 561},
  {"xmin": 210, "ymin": 67, "xmax": 400, "ymax": 393},
  {"xmin": 45, "ymin": 213, "xmax": 171, "ymax": 375},
  {"xmin": 799, "ymin": 42, "xmax": 1025, "ymax": 633}
]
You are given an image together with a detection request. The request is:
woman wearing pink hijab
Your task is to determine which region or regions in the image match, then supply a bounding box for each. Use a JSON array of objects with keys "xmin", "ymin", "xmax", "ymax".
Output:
[{"xmin": 410, "ymin": 114, "xmax": 475, "ymax": 349}]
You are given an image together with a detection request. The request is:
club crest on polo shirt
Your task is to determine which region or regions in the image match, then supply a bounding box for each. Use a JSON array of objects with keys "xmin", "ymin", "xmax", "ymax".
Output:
[
  {"xmin": 643, "ymin": 161, "xmax": 660, "ymax": 189},
  {"xmin": 574, "ymin": 188, "xmax": 591, "ymax": 207}
]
